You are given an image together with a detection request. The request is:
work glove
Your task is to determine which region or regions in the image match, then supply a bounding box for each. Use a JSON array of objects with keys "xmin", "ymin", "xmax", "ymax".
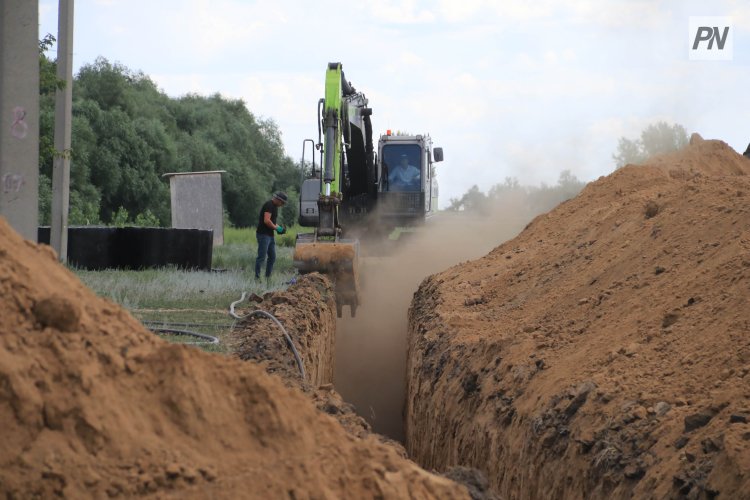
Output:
[{"xmin": 276, "ymin": 225, "xmax": 286, "ymax": 235}]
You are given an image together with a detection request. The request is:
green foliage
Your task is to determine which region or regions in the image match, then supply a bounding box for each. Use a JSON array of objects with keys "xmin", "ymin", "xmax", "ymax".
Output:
[
  {"xmin": 38, "ymin": 53, "xmax": 299, "ymax": 228},
  {"xmin": 222, "ymin": 225, "xmax": 310, "ymax": 249},
  {"xmin": 280, "ymin": 188, "xmax": 300, "ymax": 227},
  {"xmin": 107, "ymin": 206, "xmax": 159, "ymax": 227},
  {"xmin": 223, "ymin": 226, "xmax": 255, "ymax": 245},
  {"xmin": 38, "ymin": 175, "xmax": 52, "ymax": 226},
  {"xmin": 68, "ymin": 185, "xmax": 102, "ymax": 225},
  {"xmin": 447, "ymin": 185, "xmax": 489, "ymax": 214},
  {"xmin": 133, "ymin": 209, "xmax": 160, "ymax": 227},
  {"xmin": 111, "ymin": 206, "xmax": 130, "ymax": 227},
  {"xmin": 277, "ymin": 224, "xmax": 312, "ymax": 248},
  {"xmin": 613, "ymin": 121, "xmax": 689, "ymax": 168},
  {"xmin": 39, "ymin": 34, "xmax": 65, "ymax": 96}
]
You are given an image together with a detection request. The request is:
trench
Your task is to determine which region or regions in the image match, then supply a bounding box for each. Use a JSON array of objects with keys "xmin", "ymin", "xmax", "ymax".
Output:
[
  {"xmin": 232, "ymin": 212, "xmax": 528, "ymax": 468},
  {"xmin": 334, "ymin": 262, "xmax": 410, "ymax": 442},
  {"xmin": 332, "ymin": 213, "xmax": 526, "ymax": 443}
]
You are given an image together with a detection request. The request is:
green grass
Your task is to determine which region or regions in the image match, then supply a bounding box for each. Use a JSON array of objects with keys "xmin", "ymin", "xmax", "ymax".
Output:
[
  {"xmin": 74, "ymin": 228, "xmax": 303, "ymax": 352},
  {"xmin": 223, "ymin": 226, "xmax": 257, "ymax": 245},
  {"xmin": 75, "ymin": 266, "xmax": 295, "ymax": 310},
  {"xmin": 224, "ymin": 224, "xmax": 312, "ymax": 249},
  {"xmin": 212, "ymin": 242, "xmax": 295, "ymax": 271}
]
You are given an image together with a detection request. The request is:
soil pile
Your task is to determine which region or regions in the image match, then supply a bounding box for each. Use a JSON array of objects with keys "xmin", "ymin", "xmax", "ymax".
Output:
[
  {"xmin": 230, "ymin": 273, "xmax": 337, "ymax": 387},
  {"xmin": 229, "ymin": 276, "xmax": 375, "ymax": 440},
  {"xmin": 0, "ymin": 217, "xmax": 468, "ymax": 499},
  {"xmin": 407, "ymin": 137, "xmax": 750, "ymax": 499}
]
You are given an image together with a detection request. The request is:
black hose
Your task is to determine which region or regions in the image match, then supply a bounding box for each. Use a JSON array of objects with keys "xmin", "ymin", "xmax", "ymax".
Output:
[
  {"xmin": 148, "ymin": 327, "xmax": 220, "ymax": 345},
  {"xmin": 142, "ymin": 320, "xmax": 234, "ymax": 329},
  {"xmin": 230, "ymin": 292, "xmax": 307, "ymax": 380}
]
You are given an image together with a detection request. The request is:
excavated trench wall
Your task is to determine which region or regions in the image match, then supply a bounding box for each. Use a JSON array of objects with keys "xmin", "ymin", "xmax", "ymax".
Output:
[
  {"xmin": 0, "ymin": 218, "xmax": 469, "ymax": 499},
  {"xmin": 230, "ymin": 273, "xmax": 337, "ymax": 388},
  {"xmin": 406, "ymin": 138, "xmax": 750, "ymax": 499}
]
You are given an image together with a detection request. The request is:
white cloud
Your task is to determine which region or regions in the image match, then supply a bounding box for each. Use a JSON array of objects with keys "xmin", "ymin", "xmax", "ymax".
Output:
[
  {"xmin": 564, "ymin": 0, "xmax": 673, "ymax": 30},
  {"xmin": 728, "ymin": 1, "xmax": 750, "ymax": 33},
  {"xmin": 73, "ymin": 0, "xmax": 290, "ymax": 68},
  {"xmin": 37, "ymin": 0, "xmax": 748, "ymax": 209},
  {"xmin": 150, "ymin": 73, "xmax": 212, "ymax": 97},
  {"xmin": 487, "ymin": 1, "xmax": 557, "ymax": 21},
  {"xmin": 437, "ymin": 0, "xmax": 485, "ymax": 22},
  {"xmin": 363, "ymin": 0, "xmax": 436, "ymax": 24}
]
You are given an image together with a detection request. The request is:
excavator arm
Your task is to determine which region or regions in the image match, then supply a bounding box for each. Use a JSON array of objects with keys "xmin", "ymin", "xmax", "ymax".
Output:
[{"xmin": 293, "ymin": 63, "xmax": 368, "ymax": 317}]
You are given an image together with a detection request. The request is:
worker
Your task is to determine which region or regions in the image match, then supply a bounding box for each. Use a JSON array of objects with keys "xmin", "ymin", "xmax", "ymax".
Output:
[
  {"xmin": 255, "ymin": 191, "xmax": 287, "ymax": 281},
  {"xmin": 388, "ymin": 154, "xmax": 420, "ymax": 191}
]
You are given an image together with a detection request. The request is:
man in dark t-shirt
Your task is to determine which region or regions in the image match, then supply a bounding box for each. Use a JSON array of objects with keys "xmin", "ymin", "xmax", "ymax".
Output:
[{"xmin": 255, "ymin": 191, "xmax": 287, "ymax": 280}]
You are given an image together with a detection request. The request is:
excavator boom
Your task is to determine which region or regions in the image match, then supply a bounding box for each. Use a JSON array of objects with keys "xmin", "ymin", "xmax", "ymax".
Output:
[
  {"xmin": 294, "ymin": 63, "xmax": 442, "ymax": 317},
  {"xmin": 293, "ymin": 63, "xmax": 363, "ymax": 317}
]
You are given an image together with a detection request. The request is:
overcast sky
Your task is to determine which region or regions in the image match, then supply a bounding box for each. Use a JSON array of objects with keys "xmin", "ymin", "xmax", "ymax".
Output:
[{"xmin": 39, "ymin": 0, "xmax": 750, "ymax": 207}]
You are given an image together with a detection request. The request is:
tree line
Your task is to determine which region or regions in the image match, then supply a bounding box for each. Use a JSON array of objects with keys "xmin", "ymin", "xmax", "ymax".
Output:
[
  {"xmin": 39, "ymin": 37, "xmax": 301, "ymax": 228},
  {"xmin": 446, "ymin": 170, "xmax": 586, "ymax": 215},
  {"xmin": 448, "ymin": 121, "xmax": 689, "ymax": 214}
]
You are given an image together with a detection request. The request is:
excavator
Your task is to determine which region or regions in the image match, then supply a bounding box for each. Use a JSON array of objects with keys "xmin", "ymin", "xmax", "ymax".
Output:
[{"xmin": 293, "ymin": 62, "xmax": 443, "ymax": 317}]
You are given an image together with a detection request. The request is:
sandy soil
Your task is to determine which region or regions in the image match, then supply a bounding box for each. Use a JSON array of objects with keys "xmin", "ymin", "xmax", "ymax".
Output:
[
  {"xmin": 229, "ymin": 275, "xmax": 376, "ymax": 440},
  {"xmin": 230, "ymin": 273, "xmax": 338, "ymax": 387},
  {"xmin": 227, "ymin": 265, "xmax": 496, "ymax": 498},
  {"xmin": 0, "ymin": 217, "xmax": 468, "ymax": 499},
  {"xmin": 406, "ymin": 136, "xmax": 750, "ymax": 499}
]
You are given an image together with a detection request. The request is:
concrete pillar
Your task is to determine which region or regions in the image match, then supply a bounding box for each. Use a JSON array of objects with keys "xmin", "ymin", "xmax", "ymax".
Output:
[
  {"xmin": 164, "ymin": 171, "xmax": 226, "ymax": 246},
  {"xmin": 51, "ymin": 0, "xmax": 74, "ymax": 261},
  {"xmin": 0, "ymin": 0, "xmax": 40, "ymax": 240}
]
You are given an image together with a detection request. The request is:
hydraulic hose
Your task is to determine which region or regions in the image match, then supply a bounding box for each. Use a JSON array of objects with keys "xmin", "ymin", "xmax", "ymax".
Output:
[{"xmin": 230, "ymin": 292, "xmax": 307, "ymax": 381}]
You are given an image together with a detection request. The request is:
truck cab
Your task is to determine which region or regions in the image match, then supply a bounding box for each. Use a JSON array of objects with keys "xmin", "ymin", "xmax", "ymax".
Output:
[{"xmin": 376, "ymin": 132, "xmax": 443, "ymax": 227}]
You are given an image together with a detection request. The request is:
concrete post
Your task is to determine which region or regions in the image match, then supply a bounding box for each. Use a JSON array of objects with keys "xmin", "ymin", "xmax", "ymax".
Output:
[
  {"xmin": 0, "ymin": 0, "xmax": 40, "ymax": 240},
  {"xmin": 51, "ymin": 0, "xmax": 74, "ymax": 261}
]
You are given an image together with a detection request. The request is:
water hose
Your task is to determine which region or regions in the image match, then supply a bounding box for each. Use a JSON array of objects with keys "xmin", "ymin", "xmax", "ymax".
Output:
[
  {"xmin": 148, "ymin": 327, "xmax": 220, "ymax": 345},
  {"xmin": 230, "ymin": 292, "xmax": 307, "ymax": 380}
]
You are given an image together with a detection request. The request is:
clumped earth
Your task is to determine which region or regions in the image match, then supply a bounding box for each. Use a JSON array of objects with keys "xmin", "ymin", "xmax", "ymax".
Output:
[
  {"xmin": 229, "ymin": 266, "xmax": 496, "ymax": 498},
  {"xmin": 0, "ymin": 218, "xmax": 468, "ymax": 499},
  {"xmin": 228, "ymin": 274, "xmax": 376, "ymax": 440},
  {"xmin": 407, "ymin": 136, "xmax": 750, "ymax": 499},
  {"xmin": 229, "ymin": 273, "xmax": 338, "ymax": 387}
]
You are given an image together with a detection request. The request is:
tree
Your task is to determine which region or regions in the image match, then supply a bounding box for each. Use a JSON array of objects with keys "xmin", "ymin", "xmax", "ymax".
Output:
[
  {"xmin": 446, "ymin": 185, "xmax": 490, "ymax": 213},
  {"xmin": 613, "ymin": 121, "xmax": 688, "ymax": 168},
  {"xmin": 280, "ymin": 188, "xmax": 300, "ymax": 227},
  {"xmin": 447, "ymin": 170, "xmax": 586, "ymax": 216},
  {"xmin": 38, "ymin": 56, "xmax": 300, "ymax": 227}
]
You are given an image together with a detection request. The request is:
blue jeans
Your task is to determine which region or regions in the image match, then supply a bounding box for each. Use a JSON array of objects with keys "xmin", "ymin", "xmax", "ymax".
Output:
[{"xmin": 255, "ymin": 233, "xmax": 276, "ymax": 278}]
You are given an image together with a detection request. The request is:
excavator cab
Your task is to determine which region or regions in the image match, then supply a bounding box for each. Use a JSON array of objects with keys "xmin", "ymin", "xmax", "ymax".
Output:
[{"xmin": 377, "ymin": 133, "xmax": 443, "ymax": 229}]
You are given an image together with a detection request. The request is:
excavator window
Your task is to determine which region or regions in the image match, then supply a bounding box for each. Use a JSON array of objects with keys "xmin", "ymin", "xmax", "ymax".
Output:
[{"xmin": 383, "ymin": 144, "xmax": 421, "ymax": 192}]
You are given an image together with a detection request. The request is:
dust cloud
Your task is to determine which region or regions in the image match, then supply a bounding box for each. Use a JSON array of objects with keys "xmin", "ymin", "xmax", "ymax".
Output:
[{"xmin": 334, "ymin": 194, "xmax": 550, "ymax": 441}]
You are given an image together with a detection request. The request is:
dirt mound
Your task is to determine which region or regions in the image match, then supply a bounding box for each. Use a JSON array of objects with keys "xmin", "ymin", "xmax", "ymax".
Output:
[
  {"xmin": 230, "ymin": 273, "xmax": 337, "ymax": 387},
  {"xmin": 0, "ymin": 217, "xmax": 468, "ymax": 499},
  {"xmin": 407, "ymin": 138, "xmax": 750, "ymax": 499},
  {"xmin": 228, "ymin": 276, "xmax": 377, "ymax": 441}
]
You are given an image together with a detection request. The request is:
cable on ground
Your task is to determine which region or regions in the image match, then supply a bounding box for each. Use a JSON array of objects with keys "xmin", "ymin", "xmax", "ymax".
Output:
[{"xmin": 230, "ymin": 292, "xmax": 306, "ymax": 380}]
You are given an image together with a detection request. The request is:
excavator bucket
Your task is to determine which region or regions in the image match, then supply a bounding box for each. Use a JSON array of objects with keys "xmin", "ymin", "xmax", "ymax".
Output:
[{"xmin": 293, "ymin": 233, "xmax": 360, "ymax": 318}]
